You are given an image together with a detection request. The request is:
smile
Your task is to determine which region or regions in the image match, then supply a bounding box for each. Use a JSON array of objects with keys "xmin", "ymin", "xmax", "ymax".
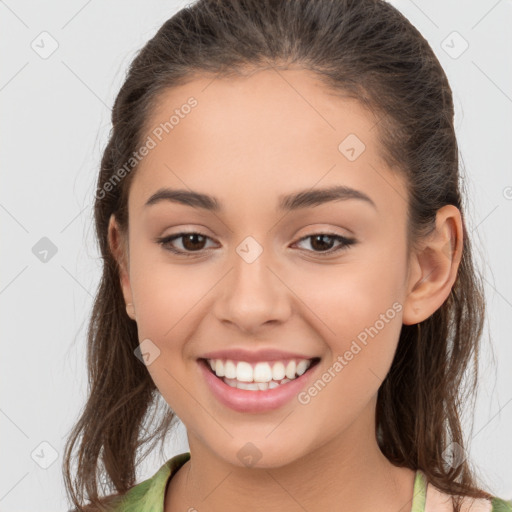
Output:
[
  {"xmin": 205, "ymin": 357, "xmax": 318, "ymax": 390},
  {"xmin": 198, "ymin": 357, "xmax": 321, "ymax": 413}
]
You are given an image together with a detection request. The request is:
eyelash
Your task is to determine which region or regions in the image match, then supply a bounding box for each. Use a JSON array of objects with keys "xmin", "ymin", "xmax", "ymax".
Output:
[{"xmin": 156, "ymin": 231, "xmax": 357, "ymax": 257}]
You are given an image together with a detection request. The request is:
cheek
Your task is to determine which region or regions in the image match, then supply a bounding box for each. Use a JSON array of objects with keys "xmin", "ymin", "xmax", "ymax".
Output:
[
  {"xmin": 127, "ymin": 255, "xmax": 206, "ymax": 411},
  {"xmin": 293, "ymin": 253, "xmax": 404, "ymax": 342},
  {"xmin": 129, "ymin": 245, "xmax": 215, "ymax": 341},
  {"xmin": 293, "ymin": 269, "xmax": 404, "ymax": 437},
  {"xmin": 291, "ymin": 248, "xmax": 405, "ymax": 395}
]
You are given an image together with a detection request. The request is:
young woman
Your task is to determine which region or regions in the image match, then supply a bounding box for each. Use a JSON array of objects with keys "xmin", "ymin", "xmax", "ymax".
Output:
[{"xmin": 62, "ymin": 0, "xmax": 512, "ymax": 511}]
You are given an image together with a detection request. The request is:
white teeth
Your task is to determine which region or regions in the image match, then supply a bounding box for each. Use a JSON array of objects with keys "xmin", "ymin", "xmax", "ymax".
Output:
[
  {"xmin": 253, "ymin": 362, "xmax": 273, "ymax": 382},
  {"xmin": 285, "ymin": 360, "xmax": 296, "ymax": 379},
  {"xmin": 296, "ymin": 360, "xmax": 309, "ymax": 376},
  {"xmin": 224, "ymin": 360, "xmax": 237, "ymax": 379},
  {"xmin": 236, "ymin": 381, "xmax": 261, "ymax": 390},
  {"xmin": 271, "ymin": 361, "xmax": 286, "ymax": 381},
  {"xmin": 205, "ymin": 357, "xmax": 315, "ymax": 386},
  {"xmin": 215, "ymin": 360, "xmax": 225, "ymax": 377},
  {"xmin": 236, "ymin": 361, "xmax": 254, "ymax": 382},
  {"xmin": 223, "ymin": 377, "xmax": 292, "ymax": 390}
]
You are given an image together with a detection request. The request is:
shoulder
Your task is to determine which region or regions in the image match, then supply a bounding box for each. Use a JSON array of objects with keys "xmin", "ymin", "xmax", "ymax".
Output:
[
  {"xmin": 490, "ymin": 497, "xmax": 512, "ymax": 512},
  {"xmin": 425, "ymin": 481, "xmax": 512, "ymax": 512},
  {"xmin": 109, "ymin": 451, "xmax": 191, "ymax": 512}
]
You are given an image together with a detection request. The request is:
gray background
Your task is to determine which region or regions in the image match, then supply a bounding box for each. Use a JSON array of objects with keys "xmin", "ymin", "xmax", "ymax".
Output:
[{"xmin": 1, "ymin": 0, "xmax": 511, "ymax": 510}]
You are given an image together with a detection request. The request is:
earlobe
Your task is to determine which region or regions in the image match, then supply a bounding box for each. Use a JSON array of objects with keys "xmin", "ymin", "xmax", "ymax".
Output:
[
  {"xmin": 402, "ymin": 205, "xmax": 463, "ymax": 325},
  {"xmin": 107, "ymin": 214, "xmax": 135, "ymax": 319}
]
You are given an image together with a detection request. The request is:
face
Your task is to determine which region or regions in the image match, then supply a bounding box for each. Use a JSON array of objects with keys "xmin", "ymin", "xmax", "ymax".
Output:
[{"xmin": 110, "ymin": 67, "xmax": 418, "ymax": 469}]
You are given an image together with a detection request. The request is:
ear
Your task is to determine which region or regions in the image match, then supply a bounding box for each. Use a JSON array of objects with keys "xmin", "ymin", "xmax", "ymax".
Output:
[
  {"xmin": 402, "ymin": 205, "xmax": 463, "ymax": 326},
  {"xmin": 107, "ymin": 214, "xmax": 136, "ymax": 320}
]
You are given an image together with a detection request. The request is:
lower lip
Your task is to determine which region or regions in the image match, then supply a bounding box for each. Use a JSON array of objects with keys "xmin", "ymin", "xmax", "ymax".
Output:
[{"xmin": 198, "ymin": 359, "xmax": 320, "ymax": 413}]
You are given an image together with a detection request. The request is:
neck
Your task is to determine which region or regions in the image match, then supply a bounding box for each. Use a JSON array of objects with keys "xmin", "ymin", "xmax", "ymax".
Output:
[{"xmin": 165, "ymin": 400, "xmax": 416, "ymax": 512}]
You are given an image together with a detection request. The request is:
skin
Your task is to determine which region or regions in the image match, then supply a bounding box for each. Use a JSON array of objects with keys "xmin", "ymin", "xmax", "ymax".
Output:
[{"xmin": 108, "ymin": 67, "xmax": 463, "ymax": 512}]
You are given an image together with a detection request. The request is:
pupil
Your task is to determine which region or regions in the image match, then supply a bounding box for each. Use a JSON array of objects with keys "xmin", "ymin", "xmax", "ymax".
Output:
[
  {"xmin": 312, "ymin": 235, "xmax": 333, "ymax": 251},
  {"xmin": 184, "ymin": 233, "xmax": 205, "ymax": 250}
]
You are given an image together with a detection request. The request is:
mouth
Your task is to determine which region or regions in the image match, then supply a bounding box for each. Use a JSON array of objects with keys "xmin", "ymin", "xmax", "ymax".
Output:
[
  {"xmin": 197, "ymin": 355, "xmax": 322, "ymax": 413},
  {"xmin": 198, "ymin": 356, "xmax": 321, "ymax": 391}
]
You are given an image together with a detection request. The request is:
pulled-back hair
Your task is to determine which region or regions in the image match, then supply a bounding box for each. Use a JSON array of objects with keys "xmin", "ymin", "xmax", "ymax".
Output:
[{"xmin": 62, "ymin": 1, "xmax": 491, "ymax": 510}]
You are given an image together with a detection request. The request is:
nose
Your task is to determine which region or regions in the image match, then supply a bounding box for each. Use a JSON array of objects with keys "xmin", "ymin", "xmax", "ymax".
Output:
[{"xmin": 213, "ymin": 243, "xmax": 292, "ymax": 334}]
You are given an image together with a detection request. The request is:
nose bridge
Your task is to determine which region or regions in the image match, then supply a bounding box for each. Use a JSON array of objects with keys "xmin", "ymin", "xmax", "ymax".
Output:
[
  {"xmin": 231, "ymin": 234, "xmax": 277, "ymax": 298},
  {"xmin": 214, "ymin": 234, "xmax": 291, "ymax": 331}
]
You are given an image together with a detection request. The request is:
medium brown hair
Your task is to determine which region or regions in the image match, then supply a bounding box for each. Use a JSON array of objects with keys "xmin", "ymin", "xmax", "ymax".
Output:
[{"xmin": 62, "ymin": 0, "xmax": 492, "ymax": 510}]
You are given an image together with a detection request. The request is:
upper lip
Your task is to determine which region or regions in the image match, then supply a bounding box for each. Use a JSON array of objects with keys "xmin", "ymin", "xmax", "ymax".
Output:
[{"xmin": 199, "ymin": 348, "xmax": 319, "ymax": 363}]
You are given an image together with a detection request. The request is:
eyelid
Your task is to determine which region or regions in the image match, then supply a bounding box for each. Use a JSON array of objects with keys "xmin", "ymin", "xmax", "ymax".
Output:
[
  {"xmin": 156, "ymin": 228, "xmax": 357, "ymax": 258},
  {"xmin": 292, "ymin": 232, "xmax": 357, "ymax": 255},
  {"xmin": 156, "ymin": 231, "xmax": 218, "ymax": 255}
]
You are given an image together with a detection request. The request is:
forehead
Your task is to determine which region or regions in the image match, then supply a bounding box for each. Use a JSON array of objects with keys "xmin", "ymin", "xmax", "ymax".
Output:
[{"xmin": 129, "ymin": 68, "xmax": 407, "ymax": 218}]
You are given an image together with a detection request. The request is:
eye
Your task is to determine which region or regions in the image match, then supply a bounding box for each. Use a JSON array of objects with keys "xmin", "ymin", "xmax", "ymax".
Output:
[
  {"xmin": 156, "ymin": 232, "xmax": 216, "ymax": 255},
  {"xmin": 156, "ymin": 231, "xmax": 356, "ymax": 257},
  {"xmin": 293, "ymin": 233, "xmax": 357, "ymax": 256}
]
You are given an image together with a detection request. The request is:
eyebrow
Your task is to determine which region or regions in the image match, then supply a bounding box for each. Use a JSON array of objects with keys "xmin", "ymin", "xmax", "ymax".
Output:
[{"xmin": 144, "ymin": 185, "xmax": 377, "ymax": 212}]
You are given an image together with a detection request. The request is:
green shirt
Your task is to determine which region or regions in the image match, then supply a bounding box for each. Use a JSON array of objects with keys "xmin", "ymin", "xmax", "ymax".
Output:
[{"xmin": 113, "ymin": 451, "xmax": 512, "ymax": 512}]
